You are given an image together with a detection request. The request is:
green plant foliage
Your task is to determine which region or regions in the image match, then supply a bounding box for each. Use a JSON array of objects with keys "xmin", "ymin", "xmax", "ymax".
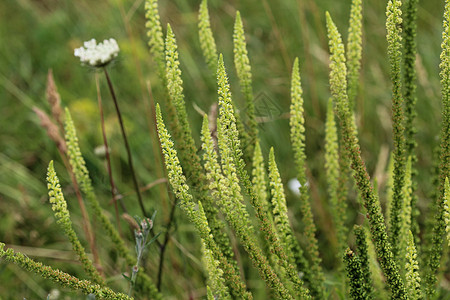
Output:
[
  {"xmin": 156, "ymin": 104, "xmax": 251, "ymax": 299},
  {"xmin": 386, "ymin": 0, "xmax": 407, "ymax": 260},
  {"xmin": 145, "ymin": 0, "xmax": 165, "ymax": 76},
  {"xmin": 233, "ymin": 10, "xmax": 257, "ymax": 156},
  {"xmin": 346, "ymin": 0, "xmax": 363, "ymax": 108},
  {"xmin": 325, "ymin": 97, "xmax": 347, "ymax": 256},
  {"xmin": 0, "ymin": 243, "xmax": 130, "ymax": 300},
  {"xmin": 403, "ymin": 0, "xmax": 420, "ymax": 247},
  {"xmin": 426, "ymin": 0, "xmax": 450, "ymax": 295},
  {"xmin": 46, "ymin": 161, "xmax": 104, "ymax": 286},
  {"xmin": 198, "ymin": 0, "xmax": 218, "ymax": 74},
  {"xmin": 326, "ymin": 12, "xmax": 407, "ymax": 299},
  {"xmin": 343, "ymin": 248, "xmax": 370, "ymax": 300},
  {"xmin": 201, "ymin": 238, "xmax": 231, "ymax": 299},
  {"xmin": 405, "ymin": 230, "xmax": 422, "ymax": 300},
  {"xmin": 289, "ymin": 57, "xmax": 324, "ymax": 298},
  {"xmin": 3, "ymin": 0, "xmax": 450, "ymax": 298},
  {"xmin": 64, "ymin": 109, "xmax": 135, "ymax": 266},
  {"xmin": 445, "ymin": 178, "xmax": 450, "ymax": 246},
  {"xmin": 353, "ymin": 225, "xmax": 374, "ymax": 299}
]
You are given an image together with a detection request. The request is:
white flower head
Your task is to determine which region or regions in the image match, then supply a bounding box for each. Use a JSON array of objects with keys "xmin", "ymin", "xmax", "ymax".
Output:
[{"xmin": 74, "ymin": 38, "xmax": 119, "ymax": 67}]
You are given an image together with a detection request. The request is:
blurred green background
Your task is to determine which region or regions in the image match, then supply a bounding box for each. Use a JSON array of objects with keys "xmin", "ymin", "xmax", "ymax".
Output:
[{"xmin": 0, "ymin": 0, "xmax": 447, "ymax": 298}]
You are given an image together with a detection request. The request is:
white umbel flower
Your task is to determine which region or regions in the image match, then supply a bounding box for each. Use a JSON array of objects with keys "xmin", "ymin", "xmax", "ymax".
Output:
[{"xmin": 74, "ymin": 38, "xmax": 119, "ymax": 67}]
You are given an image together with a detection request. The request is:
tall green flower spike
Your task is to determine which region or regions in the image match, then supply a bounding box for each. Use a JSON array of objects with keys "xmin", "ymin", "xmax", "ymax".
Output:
[
  {"xmin": 145, "ymin": 0, "xmax": 165, "ymax": 76},
  {"xmin": 46, "ymin": 161, "xmax": 104, "ymax": 286},
  {"xmin": 445, "ymin": 178, "xmax": 450, "ymax": 246},
  {"xmin": 405, "ymin": 230, "xmax": 422, "ymax": 300},
  {"xmin": 325, "ymin": 97, "xmax": 347, "ymax": 256},
  {"xmin": 203, "ymin": 112, "xmax": 293, "ymax": 299},
  {"xmin": 426, "ymin": 0, "xmax": 450, "ymax": 295},
  {"xmin": 268, "ymin": 148, "xmax": 314, "ymax": 294},
  {"xmin": 326, "ymin": 12, "xmax": 407, "ymax": 299},
  {"xmin": 156, "ymin": 104, "xmax": 251, "ymax": 299},
  {"xmin": 201, "ymin": 237, "xmax": 231, "ymax": 300},
  {"xmin": 234, "ymin": 10, "xmax": 257, "ymax": 155},
  {"xmin": 165, "ymin": 24, "xmax": 235, "ymax": 272},
  {"xmin": 216, "ymin": 55, "xmax": 310, "ymax": 299},
  {"xmin": 343, "ymin": 248, "xmax": 370, "ymax": 300},
  {"xmin": 0, "ymin": 243, "xmax": 130, "ymax": 300},
  {"xmin": 386, "ymin": 0, "xmax": 407, "ymax": 261},
  {"xmin": 198, "ymin": 0, "xmax": 218, "ymax": 73},
  {"xmin": 64, "ymin": 109, "xmax": 161, "ymax": 298},
  {"xmin": 354, "ymin": 225, "xmax": 374, "ymax": 299},
  {"xmin": 64, "ymin": 109, "xmax": 134, "ymax": 266},
  {"xmin": 165, "ymin": 23, "xmax": 196, "ymax": 163},
  {"xmin": 289, "ymin": 57, "xmax": 324, "ymax": 297},
  {"xmin": 346, "ymin": 0, "xmax": 363, "ymax": 108},
  {"xmin": 403, "ymin": 0, "xmax": 420, "ymax": 247}
]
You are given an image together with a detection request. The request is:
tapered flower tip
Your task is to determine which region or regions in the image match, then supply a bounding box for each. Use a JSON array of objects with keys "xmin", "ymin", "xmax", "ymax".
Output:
[{"xmin": 74, "ymin": 38, "xmax": 119, "ymax": 67}]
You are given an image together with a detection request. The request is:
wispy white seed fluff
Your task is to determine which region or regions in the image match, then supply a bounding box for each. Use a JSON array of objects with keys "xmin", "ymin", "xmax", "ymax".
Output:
[{"xmin": 74, "ymin": 38, "xmax": 119, "ymax": 67}]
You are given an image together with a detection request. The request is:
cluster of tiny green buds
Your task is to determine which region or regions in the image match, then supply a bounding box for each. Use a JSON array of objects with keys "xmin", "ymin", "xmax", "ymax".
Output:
[
  {"xmin": 0, "ymin": 243, "xmax": 130, "ymax": 300},
  {"xmin": 46, "ymin": 161, "xmax": 104, "ymax": 286},
  {"xmin": 326, "ymin": 11, "xmax": 407, "ymax": 298},
  {"xmin": 64, "ymin": 108, "xmax": 137, "ymax": 268},
  {"xmin": 198, "ymin": 0, "xmax": 218, "ymax": 73},
  {"xmin": 346, "ymin": 0, "xmax": 363, "ymax": 107},
  {"xmin": 445, "ymin": 178, "xmax": 450, "ymax": 246},
  {"xmin": 405, "ymin": 230, "xmax": 422, "ymax": 300},
  {"xmin": 145, "ymin": 0, "xmax": 165, "ymax": 75}
]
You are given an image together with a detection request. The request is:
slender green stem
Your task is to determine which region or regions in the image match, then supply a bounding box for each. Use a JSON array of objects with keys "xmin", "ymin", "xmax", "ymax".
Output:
[{"xmin": 103, "ymin": 68, "xmax": 146, "ymax": 217}]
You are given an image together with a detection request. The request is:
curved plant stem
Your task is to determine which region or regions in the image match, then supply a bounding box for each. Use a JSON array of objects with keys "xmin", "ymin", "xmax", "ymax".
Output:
[
  {"xmin": 95, "ymin": 74, "xmax": 124, "ymax": 233},
  {"xmin": 103, "ymin": 68, "xmax": 146, "ymax": 217}
]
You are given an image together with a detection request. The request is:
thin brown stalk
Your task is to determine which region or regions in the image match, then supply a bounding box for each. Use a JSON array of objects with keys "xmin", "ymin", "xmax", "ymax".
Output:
[
  {"xmin": 103, "ymin": 68, "xmax": 146, "ymax": 217},
  {"xmin": 33, "ymin": 107, "xmax": 101, "ymax": 274},
  {"xmin": 95, "ymin": 74, "xmax": 123, "ymax": 235}
]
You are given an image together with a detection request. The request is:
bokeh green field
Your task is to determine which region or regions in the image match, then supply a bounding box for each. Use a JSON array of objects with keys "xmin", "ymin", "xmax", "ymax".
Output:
[{"xmin": 0, "ymin": 0, "xmax": 448, "ymax": 298}]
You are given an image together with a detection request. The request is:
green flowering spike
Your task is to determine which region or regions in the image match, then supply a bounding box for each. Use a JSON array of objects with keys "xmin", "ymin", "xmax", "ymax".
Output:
[
  {"xmin": 326, "ymin": 12, "xmax": 407, "ymax": 299},
  {"xmin": 405, "ymin": 230, "xmax": 422, "ymax": 300},
  {"xmin": 165, "ymin": 23, "xmax": 197, "ymax": 164},
  {"xmin": 216, "ymin": 55, "xmax": 310, "ymax": 298},
  {"xmin": 145, "ymin": 0, "xmax": 165, "ymax": 76},
  {"xmin": 198, "ymin": 0, "xmax": 218, "ymax": 73},
  {"xmin": 46, "ymin": 161, "xmax": 104, "ymax": 286},
  {"xmin": 398, "ymin": 157, "xmax": 413, "ymax": 269},
  {"xmin": 268, "ymin": 148, "xmax": 314, "ymax": 294},
  {"xmin": 346, "ymin": 0, "xmax": 363, "ymax": 108},
  {"xmin": 344, "ymin": 248, "xmax": 370, "ymax": 300},
  {"xmin": 403, "ymin": 0, "xmax": 420, "ymax": 249},
  {"xmin": 156, "ymin": 105, "xmax": 251, "ymax": 299},
  {"xmin": 206, "ymin": 286, "xmax": 215, "ymax": 300},
  {"xmin": 289, "ymin": 57, "xmax": 324, "ymax": 296},
  {"xmin": 0, "ymin": 243, "xmax": 131, "ymax": 300},
  {"xmin": 366, "ymin": 232, "xmax": 388, "ymax": 298},
  {"xmin": 445, "ymin": 178, "xmax": 450, "ymax": 246},
  {"xmin": 65, "ymin": 109, "xmax": 162, "ymax": 298},
  {"xmin": 354, "ymin": 226, "xmax": 374, "ymax": 299},
  {"xmin": 426, "ymin": 0, "xmax": 450, "ymax": 295},
  {"xmin": 64, "ymin": 110, "xmax": 136, "ymax": 265},
  {"xmin": 201, "ymin": 237, "xmax": 231, "ymax": 300},
  {"xmin": 206, "ymin": 112, "xmax": 292, "ymax": 299},
  {"xmin": 234, "ymin": 11, "xmax": 257, "ymax": 154},
  {"xmin": 325, "ymin": 97, "xmax": 347, "ymax": 256},
  {"xmin": 386, "ymin": 0, "xmax": 407, "ymax": 260},
  {"xmin": 165, "ymin": 25, "xmax": 235, "ymax": 273}
]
